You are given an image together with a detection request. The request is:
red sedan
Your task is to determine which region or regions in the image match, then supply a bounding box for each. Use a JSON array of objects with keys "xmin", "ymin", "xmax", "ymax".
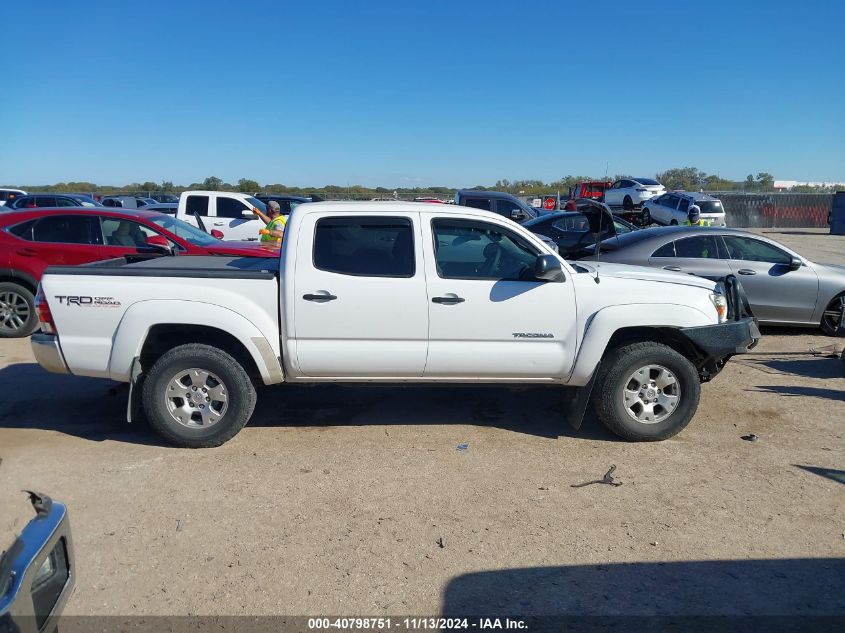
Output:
[{"xmin": 0, "ymin": 207, "xmax": 277, "ymax": 338}]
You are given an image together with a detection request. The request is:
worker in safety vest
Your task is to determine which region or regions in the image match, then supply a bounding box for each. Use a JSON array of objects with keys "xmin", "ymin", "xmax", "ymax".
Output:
[
  {"xmin": 253, "ymin": 200, "xmax": 286, "ymax": 243},
  {"xmin": 686, "ymin": 204, "xmax": 714, "ymax": 227}
]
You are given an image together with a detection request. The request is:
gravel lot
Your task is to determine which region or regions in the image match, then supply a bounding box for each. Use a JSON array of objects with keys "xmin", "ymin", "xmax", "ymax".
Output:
[{"xmin": 1, "ymin": 229, "xmax": 843, "ymax": 617}]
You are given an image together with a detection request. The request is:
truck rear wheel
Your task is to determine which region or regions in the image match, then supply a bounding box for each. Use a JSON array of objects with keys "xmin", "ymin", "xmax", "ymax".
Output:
[
  {"xmin": 0, "ymin": 282, "xmax": 38, "ymax": 338},
  {"xmin": 142, "ymin": 343, "xmax": 257, "ymax": 448},
  {"xmin": 592, "ymin": 342, "xmax": 700, "ymax": 441}
]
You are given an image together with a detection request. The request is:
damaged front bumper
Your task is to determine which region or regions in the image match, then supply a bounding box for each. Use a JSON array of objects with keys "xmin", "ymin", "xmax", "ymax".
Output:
[{"xmin": 681, "ymin": 317, "xmax": 761, "ymax": 381}]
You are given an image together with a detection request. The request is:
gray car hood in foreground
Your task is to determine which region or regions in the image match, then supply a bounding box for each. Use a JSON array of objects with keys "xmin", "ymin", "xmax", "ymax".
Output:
[{"xmin": 575, "ymin": 261, "xmax": 717, "ymax": 291}]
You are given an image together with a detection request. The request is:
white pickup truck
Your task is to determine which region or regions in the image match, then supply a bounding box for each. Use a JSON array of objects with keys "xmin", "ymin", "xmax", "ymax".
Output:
[
  {"xmin": 174, "ymin": 190, "xmax": 268, "ymax": 241},
  {"xmin": 30, "ymin": 202, "xmax": 759, "ymax": 447}
]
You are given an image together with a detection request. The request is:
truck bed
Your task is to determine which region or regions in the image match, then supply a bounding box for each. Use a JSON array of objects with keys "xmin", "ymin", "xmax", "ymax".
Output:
[{"xmin": 44, "ymin": 255, "xmax": 278, "ymax": 280}]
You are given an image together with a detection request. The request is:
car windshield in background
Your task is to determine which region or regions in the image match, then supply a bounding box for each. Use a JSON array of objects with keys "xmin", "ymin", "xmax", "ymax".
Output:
[
  {"xmin": 149, "ymin": 215, "xmax": 218, "ymax": 246},
  {"xmin": 635, "ymin": 178, "xmax": 661, "ymax": 186},
  {"xmin": 697, "ymin": 201, "xmax": 724, "ymax": 214},
  {"xmin": 246, "ymin": 197, "xmax": 267, "ymax": 213}
]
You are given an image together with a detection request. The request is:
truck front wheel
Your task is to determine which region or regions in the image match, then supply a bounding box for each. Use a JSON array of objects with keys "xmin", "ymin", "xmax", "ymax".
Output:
[
  {"xmin": 142, "ymin": 343, "xmax": 257, "ymax": 448},
  {"xmin": 592, "ymin": 342, "xmax": 700, "ymax": 441}
]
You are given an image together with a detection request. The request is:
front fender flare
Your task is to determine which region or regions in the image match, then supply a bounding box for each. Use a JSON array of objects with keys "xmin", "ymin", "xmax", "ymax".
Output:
[{"xmin": 567, "ymin": 303, "xmax": 713, "ymax": 386}]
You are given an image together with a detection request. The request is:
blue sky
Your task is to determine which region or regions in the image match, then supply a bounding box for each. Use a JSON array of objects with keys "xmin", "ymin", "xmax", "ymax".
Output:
[{"xmin": 2, "ymin": 0, "xmax": 843, "ymax": 187}]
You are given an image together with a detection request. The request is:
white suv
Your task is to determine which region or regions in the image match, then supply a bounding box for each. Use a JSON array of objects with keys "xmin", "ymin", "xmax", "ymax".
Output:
[
  {"xmin": 644, "ymin": 192, "xmax": 727, "ymax": 226},
  {"xmin": 603, "ymin": 178, "xmax": 665, "ymax": 210}
]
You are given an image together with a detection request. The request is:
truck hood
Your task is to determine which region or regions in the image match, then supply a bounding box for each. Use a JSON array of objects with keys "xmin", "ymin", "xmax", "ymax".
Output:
[{"xmin": 576, "ymin": 261, "xmax": 717, "ymax": 291}]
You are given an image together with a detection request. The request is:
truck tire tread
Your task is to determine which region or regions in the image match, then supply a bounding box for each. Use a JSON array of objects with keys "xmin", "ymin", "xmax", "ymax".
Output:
[
  {"xmin": 591, "ymin": 341, "xmax": 700, "ymax": 441},
  {"xmin": 142, "ymin": 343, "xmax": 257, "ymax": 448},
  {"xmin": 0, "ymin": 282, "xmax": 39, "ymax": 339}
]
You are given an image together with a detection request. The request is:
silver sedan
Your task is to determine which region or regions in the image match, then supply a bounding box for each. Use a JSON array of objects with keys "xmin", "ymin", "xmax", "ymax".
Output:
[{"xmin": 583, "ymin": 226, "xmax": 845, "ymax": 335}]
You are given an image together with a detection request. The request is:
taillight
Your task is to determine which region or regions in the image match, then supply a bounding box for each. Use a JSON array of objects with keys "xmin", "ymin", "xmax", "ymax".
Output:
[
  {"xmin": 636, "ymin": 188, "xmax": 648, "ymax": 192},
  {"xmin": 35, "ymin": 285, "xmax": 56, "ymax": 334}
]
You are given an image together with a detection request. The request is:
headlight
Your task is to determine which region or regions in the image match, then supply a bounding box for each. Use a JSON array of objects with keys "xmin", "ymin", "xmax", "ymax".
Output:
[{"xmin": 710, "ymin": 292, "xmax": 728, "ymax": 322}]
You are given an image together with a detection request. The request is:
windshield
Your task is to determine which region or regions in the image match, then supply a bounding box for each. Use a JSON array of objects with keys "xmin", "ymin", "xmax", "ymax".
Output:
[
  {"xmin": 246, "ymin": 196, "xmax": 267, "ymax": 213},
  {"xmin": 697, "ymin": 200, "xmax": 724, "ymax": 214},
  {"xmin": 149, "ymin": 214, "xmax": 219, "ymax": 246}
]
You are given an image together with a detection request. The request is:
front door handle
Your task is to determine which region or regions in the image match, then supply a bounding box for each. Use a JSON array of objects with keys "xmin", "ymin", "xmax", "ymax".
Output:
[
  {"xmin": 432, "ymin": 296, "xmax": 465, "ymax": 305},
  {"xmin": 303, "ymin": 292, "xmax": 337, "ymax": 302},
  {"xmin": 737, "ymin": 269, "xmax": 757, "ymax": 275},
  {"xmin": 662, "ymin": 266, "xmax": 682, "ymax": 272},
  {"xmin": 17, "ymin": 248, "xmax": 37, "ymax": 257}
]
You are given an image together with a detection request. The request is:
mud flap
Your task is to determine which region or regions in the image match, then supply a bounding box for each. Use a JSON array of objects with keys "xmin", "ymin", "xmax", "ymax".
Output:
[
  {"xmin": 566, "ymin": 369, "xmax": 598, "ymax": 430},
  {"xmin": 126, "ymin": 357, "xmax": 143, "ymax": 424}
]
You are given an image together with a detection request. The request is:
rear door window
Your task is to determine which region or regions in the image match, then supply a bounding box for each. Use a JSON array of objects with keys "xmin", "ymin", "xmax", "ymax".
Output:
[
  {"xmin": 313, "ymin": 216, "xmax": 415, "ymax": 277},
  {"xmin": 663, "ymin": 194, "xmax": 680, "ymax": 209},
  {"xmin": 34, "ymin": 196, "xmax": 58, "ymax": 207},
  {"xmin": 673, "ymin": 235, "xmax": 720, "ymax": 259},
  {"xmin": 185, "ymin": 195, "xmax": 209, "ymax": 216},
  {"xmin": 31, "ymin": 215, "xmax": 102, "ymax": 244},
  {"xmin": 651, "ymin": 242, "xmax": 676, "ymax": 257}
]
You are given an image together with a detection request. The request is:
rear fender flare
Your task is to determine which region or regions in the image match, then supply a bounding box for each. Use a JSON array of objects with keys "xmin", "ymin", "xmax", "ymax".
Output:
[{"xmin": 108, "ymin": 300, "xmax": 282, "ymax": 384}]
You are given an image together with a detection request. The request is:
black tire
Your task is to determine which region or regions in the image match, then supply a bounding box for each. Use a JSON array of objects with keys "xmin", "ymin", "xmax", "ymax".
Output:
[
  {"xmin": 820, "ymin": 293, "xmax": 845, "ymax": 336},
  {"xmin": 641, "ymin": 209, "xmax": 651, "ymax": 226},
  {"xmin": 623, "ymin": 195, "xmax": 633, "ymax": 211},
  {"xmin": 142, "ymin": 343, "xmax": 257, "ymax": 448},
  {"xmin": 0, "ymin": 282, "xmax": 39, "ymax": 338},
  {"xmin": 592, "ymin": 342, "xmax": 701, "ymax": 441},
  {"xmin": 669, "ymin": 219, "xmax": 679, "ymax": 226}
]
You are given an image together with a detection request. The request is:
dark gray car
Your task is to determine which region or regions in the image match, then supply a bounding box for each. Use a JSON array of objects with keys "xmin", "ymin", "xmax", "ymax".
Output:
[{"xmin": 584, "ymin": 226, "xmax": 845, "ymax": 335}]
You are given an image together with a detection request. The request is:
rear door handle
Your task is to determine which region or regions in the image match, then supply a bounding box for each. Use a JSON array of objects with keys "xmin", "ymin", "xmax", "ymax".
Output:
[
  {"xmin": 213, "ymin": 222, "xmax": 225, "ymax": 226},
  {"xmin": 662, "ymin": 266, "xmax": 682, "ymax": 272},
  {"xmin": 737, "ymin": 269, "xmax": 757, "ymax": 275},
  {"xmin": 303, "ymin": 292, "xmax": 337, "ymax": 302},
  {"xmin": 17, "ymin": 248, "xmax": 38, "ymax": 257},
  {"xmin": 432, "ymin": 296, "xmax": 465, "ymax": 304}
]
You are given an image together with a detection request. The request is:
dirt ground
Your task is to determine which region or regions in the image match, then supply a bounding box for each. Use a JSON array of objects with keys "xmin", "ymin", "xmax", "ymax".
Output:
[{"xmin": 1, "ymin": 228, "xmax": 843, "ymax": 617}]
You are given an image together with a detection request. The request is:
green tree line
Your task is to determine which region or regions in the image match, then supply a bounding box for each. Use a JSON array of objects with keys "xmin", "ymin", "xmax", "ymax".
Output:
[{"xmin": 4, "ymin": 168, "xmax": 839, "ymax": 197}]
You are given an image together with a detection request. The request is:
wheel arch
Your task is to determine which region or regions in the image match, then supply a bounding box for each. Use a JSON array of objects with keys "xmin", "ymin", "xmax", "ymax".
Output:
[
  {"xmin": 108, "ymin": 301, "xmax": 283, "ymax": 385},
  {"xmin": 568, "ymin": 304, "xmax": 713, "ymax": 385},
  {"xmin": 0, "ymin": 269, "xmax": 38, "ymax": 294}
]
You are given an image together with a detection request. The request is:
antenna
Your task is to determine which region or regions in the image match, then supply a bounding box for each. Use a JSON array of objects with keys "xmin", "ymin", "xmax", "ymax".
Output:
[{"xmin": 593, "ymin": 202, "xmax": 603, "ymax": 284}]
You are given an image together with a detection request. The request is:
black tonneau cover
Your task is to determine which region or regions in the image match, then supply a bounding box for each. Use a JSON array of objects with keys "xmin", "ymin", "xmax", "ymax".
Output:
[{"xmin": 44, "ymin": 255, "xmax": 278, "ymax": 280}]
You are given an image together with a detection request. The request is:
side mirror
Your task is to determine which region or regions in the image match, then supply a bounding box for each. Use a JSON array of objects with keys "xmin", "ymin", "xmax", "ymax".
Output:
[
  {"xmin": 242, "ymin": 208, "xmax": 256, "ymax": 218},
  {"xmin": 511, "ymin": 210, "xmax": 526, "ymax": 221},
  {"xmin": 788, "ymin": 256, "xmax": 802, "ymax": 271},
  {"xmin": 210, "ymin": 229, "xmax": 225, "ymax": 239},
  {"xmin": 534, "ymin": 254, "xmax": 564, "ymax": 281},
  {"xmin": 145, "ymin": 234, "xmax": 173, "ymax": 254}
]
